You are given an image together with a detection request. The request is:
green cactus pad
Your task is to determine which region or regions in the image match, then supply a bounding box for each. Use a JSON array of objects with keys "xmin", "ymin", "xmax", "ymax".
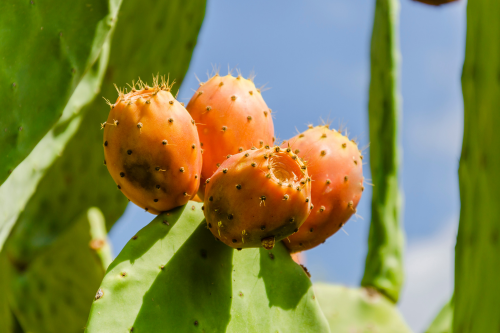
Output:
[
  {"xmin": 0, "ymin": 39, "xmax": 111, "ymax": 252},
  {"xmin": 0, "ymin": 254, "xmax": 13, "ymax": 333},
  {"xmin": 314, "ymin": 283, "xmax": 412, "ymax": 333},
  {"xmin": 0, "ymin": 0, "xmax": 120, "ymax": 185},
  {"xmin": 362, "ymin": 0, "xmax": 404, "ymax": 303},
  {"xmin": 2, "ymin": 0, "xmax": 206, "ymax": 263},
  {"xmin": 454, "ymin": 0, "xmax": 500, "ymax": 330},
  {"xmin": 86, "ymin": 202, "xmax": 330, "ymax": 333},
  {"xmin": 6, "ymin": 207, "xmax": 111, "ymax": 333}
]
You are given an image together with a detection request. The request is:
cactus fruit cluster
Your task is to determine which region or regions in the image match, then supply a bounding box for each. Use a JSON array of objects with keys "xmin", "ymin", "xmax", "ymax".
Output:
[
  {"xmin": 186, "ymin": 73, "xmax": 275, "ymax": 199},
  {"xmin": 102, "ymin": 72, "xmax": 364, "ymax": 252},
  {"xmin": 204, "ymin": 146, "xmax": 311, "ymax": 249},
  {"xmin": 102, "ymin": 71, "xmax": 363, "ymax": 256},
  {"xmin": 102, "ymin": 77, "xmax": 202, "ymax": 214},
  {"xmin": 281, "ymin": 125, "xmax": 364, "ymax": 252}
]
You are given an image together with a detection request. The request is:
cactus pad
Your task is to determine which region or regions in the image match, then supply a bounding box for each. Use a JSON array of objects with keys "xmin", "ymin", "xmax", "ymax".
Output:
[
  {"xmin": 6, "ymin": 207, "xmax": 111, "ymax": 333},
  {"xmin": 86, "ymin": 202, "xmax": 329, "ymax": 332},
  {"xmin": 314, "ymin": 283, "xmax": 412, "ymax": 333},
  {"xmin": 0, "ymin": 40, "xmax": 111, "ymax": 251},
  {"xmin": 0, "ymin": 0, "xmax": 119, "ymax": 185}
]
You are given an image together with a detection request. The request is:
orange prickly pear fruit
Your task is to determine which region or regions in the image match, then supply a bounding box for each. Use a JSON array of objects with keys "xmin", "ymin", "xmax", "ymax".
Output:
[
  {"xmin": 102, "ymin": 76, "xmax": 202, "ymax": 214},
  {"xmin": 281, "ymin": 125, "xmax": 364, "ymax": 253},
  {"xmin": 413, "ymin": 0, "xmax": 457, "ymax": 5},
  {"xmin": 186, "ymin": 71, "xmax": 275, "ymax": 199},
  {"xmin": 203, "ymin": 146, "xmax": 311, "ymax": 250}
]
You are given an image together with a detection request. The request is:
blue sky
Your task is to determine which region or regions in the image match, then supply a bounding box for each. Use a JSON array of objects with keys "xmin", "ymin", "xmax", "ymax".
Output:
[{"xmin": 109, "ymin": 0, "xmax": 466, "ymax": 330}]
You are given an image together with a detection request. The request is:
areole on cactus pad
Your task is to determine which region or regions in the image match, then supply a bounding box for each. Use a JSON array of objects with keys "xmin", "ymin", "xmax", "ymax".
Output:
[
  {"xmin": 281, "ymin": 125, "xmax": 364, "ymax": 253},
  {"xmin": 203, "ymin": 146, "xmax": 311, "ymax": 250},
  {"xmin": 186, "ymin": 71, "xmax": 275, "ymax": 199},
  {"xmin": 102, "ymin": 76, "xmax": 202, "ymax": 214}
]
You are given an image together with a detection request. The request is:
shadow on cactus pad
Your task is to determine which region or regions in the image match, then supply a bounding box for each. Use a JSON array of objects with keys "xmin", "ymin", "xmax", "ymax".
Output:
[
  {"xmin": 86, "ymin": 202, "xmax": 330, "ymax": 332},
  {"xmin": 314, "ymin": 283, "xmax": 412, "ymax": 333}
]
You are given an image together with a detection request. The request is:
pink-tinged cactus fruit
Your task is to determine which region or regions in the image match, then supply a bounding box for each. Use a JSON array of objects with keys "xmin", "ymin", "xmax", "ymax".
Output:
[
  {"xmin": 203, "ymin": 146, "xmax": 311, "ymax": 249},
  {"xmin": 281, "ymin": 125, "xmax": 364, "ymax": 253},
  {"xmin": 102, "ymin": 77, "xmax": 202, "ymax": 214},
  {"xmin": 186, "ymin": 72, "xmax": 275, "ymax": 199}
]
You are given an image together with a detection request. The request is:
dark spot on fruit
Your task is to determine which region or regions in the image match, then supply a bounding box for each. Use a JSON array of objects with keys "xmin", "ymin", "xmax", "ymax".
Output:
[
  {"xmin": 237, "ymin": 248, "xmax": 242, "ymax": 251},
  {"xmin": 261, "ymin": 225, "xmax": 266, "ymax": 230},
  {"xmin": 117, "ymin": 185, "xmax": 121, "ymax": 189},
  {"xmin": 200, "ymin": 249, "xmax": 207, "ymax": 258},
  {"xmin": 192, "ymin": 144, "xmax": 196, "ymax": 149},
  {"xmin": 260, "ymin": 195, "xmax": 266, "ymax": 201},
  {"xmin": 127, "ymin": 150, "xmax": 132, "ymax": 155},
  {"xmin": 251, "ymin": 162, "xmax": 256, "ymax": 167},
  {"xmin": 145, "ymin": 208, "xmax": 149, "ymax": 211},
  {"xmin": 299, "ymin": 243, "xmax": 303, "ymax": 246},
  {"xmin": 155, "ymin": 167, "xmax": 160, "ymax": 171},
  {"xmin": 294, "ymin": 228, "xmax": 298, "ymax": 233},
  {"xmin": 269, "ymin": 253, "xmax": 274, "ymax": 260},
  {"xmin": 232, "ymin": 239, "xmax": 237, "ymax": 243},
  {"xmin": 162, "ymin": 140, "xmax": 167, "ymax": 145},
  {"xmin": 180, "ymin": 167, "xmax": 185, "ymax": 172},
  {"xmin": 310, "ymin": 228, "xmax": 314, "ymax": 232},
  {"xmin": 154, "ymin": 199, "xmax": 158, "ymax": 202},
  {"xmin": 168, "ymin": 118, "xmax": 174, "ymax": 123},
  {"xmin": 123, "ymin": 160, "xmax": 160, "ymax": 191},
  {"xmin": 194, "ymin": 321, "xmax": 198, "ymax": 326},
  {"xmin": 305, "ymin": 198, "xmax": 309, "ymax": 203},
  {"xmin": 104, "ymin": 141, "xmax": 108, "ymax": 146},
  {"xmin": 209, "ymin": 196, "xmax": 214, "ymax": 202},
  {"xmin": 208, "ymin": 222, "xmax": 211, "ymax": 228},
  {"xmin": 289, "ymin": 217, "xmax": 295, "ymax": 222},
  {"xmin": 162, "ymin": 220, "xmax": 169, "ymax": 225},
  {"xmin": 202, "ymin": 206, "xmax": 205, "ymax": 211},
  {"xmin": 103, "ymin": 160, "xmax": 106, "ymax": 165},
  {"xmin": 228, "ymin": 214, "xmax": 234, "ymax": 220},
  {"xmin": 132, "ymin": 235, "xmax": 138, "ymax": 240},
  {"xmin": 120, "ymin": 172, "xmax": 125, "ymax": 177},
  {"xmin": 223, "ymin": 168, "xmax": 228, "ymax": 173}
]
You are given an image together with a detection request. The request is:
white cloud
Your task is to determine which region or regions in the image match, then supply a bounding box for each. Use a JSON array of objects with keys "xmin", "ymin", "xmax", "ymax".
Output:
[{"xmin": 399, "ymin": 218, "xmax": 457, "ymax": 332}]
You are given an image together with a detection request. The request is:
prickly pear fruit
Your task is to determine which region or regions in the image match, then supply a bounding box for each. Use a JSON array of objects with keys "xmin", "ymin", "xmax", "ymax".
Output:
[
  {"xmin": 204, "ymin": 146, "xmax": 311, "ymax": 249},
  {"xmin": 102, "ymin": 77, "xmax": 202, "ymax": 214},
  {"xmin": 281, "ymin": 125, "xmax": 364, "ymax": 252},
  {"xmin": 413, "ymin": 0, "xmax": 457, "ymax": 5},
  {"xmin": 186, "ymin": 72, "xmax": 275, "ymax": 198}
]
